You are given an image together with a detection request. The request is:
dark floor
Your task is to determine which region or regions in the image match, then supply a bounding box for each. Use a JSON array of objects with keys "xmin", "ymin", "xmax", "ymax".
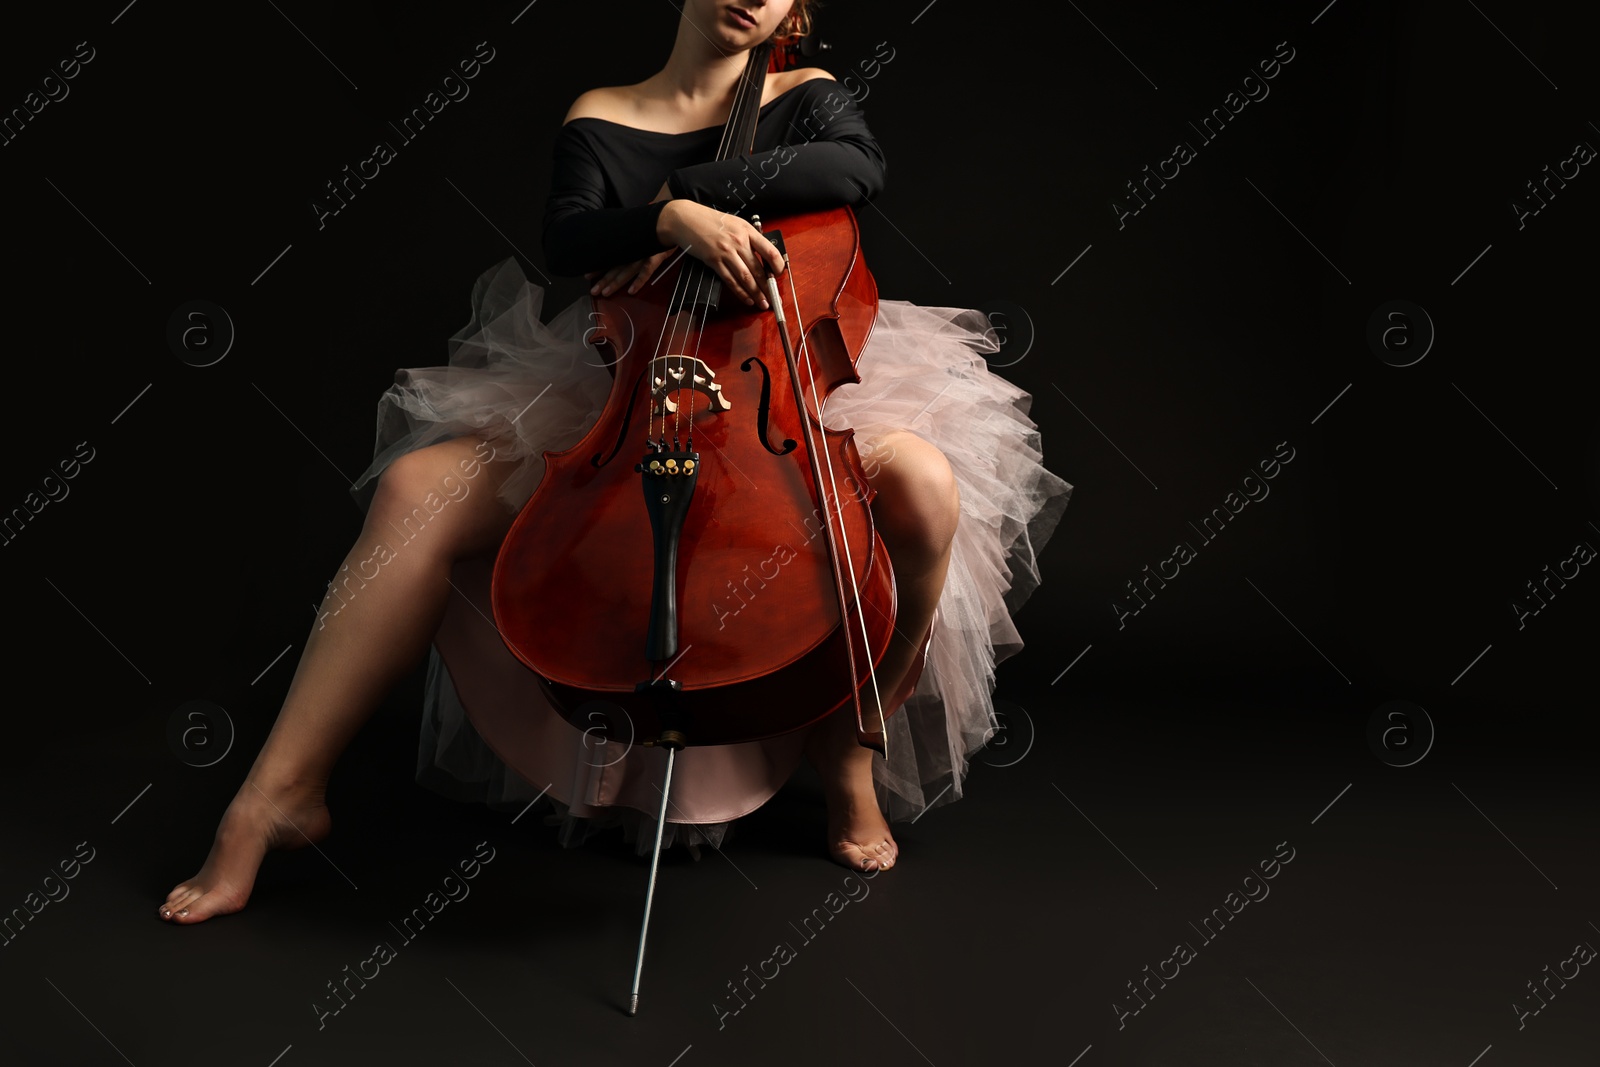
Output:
[
  {"xmin": 4, "ymin": 2, "xmax": 1597, "ymax": 1064},
  {"xmin": 2, "ymin": 669, "xmax": 1594, "ymax": 1067}
]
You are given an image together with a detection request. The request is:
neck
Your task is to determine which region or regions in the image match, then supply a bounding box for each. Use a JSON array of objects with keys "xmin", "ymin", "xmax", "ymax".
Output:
[{"xmin": 653, "ymin": 20, "xmax": 760, "ymax": 110}]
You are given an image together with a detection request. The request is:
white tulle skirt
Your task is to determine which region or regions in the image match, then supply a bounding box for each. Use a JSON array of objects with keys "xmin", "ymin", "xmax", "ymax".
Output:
[{"xmin": 349, "ymin": 256, "xmax": 1071, "ymax": 853}]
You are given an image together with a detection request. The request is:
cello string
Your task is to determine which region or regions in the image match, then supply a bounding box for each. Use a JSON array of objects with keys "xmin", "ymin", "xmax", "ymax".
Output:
[
  {"xmin": 652, "ymin": 241, "xmax": 697, "ymax": 448},
  {"xmin": 711, "ymin": 44, "xmax": 745, "ymax": 160},
  {"xmin": 656, "ymin": 254, "xmax": 690, "ymax": 446},
  {"xmin": 716, "ymin": 40, "xmax": 764, "ymax": 162},
  {"xmin": 668, "ymin": 36, "xmax": 744, "ymax": 447},
  {"xmin": 673, "ymin": 229, "xmax": 715, "ymax": 449},
  {"xmin": 711, "ymin": 49, "xmax": 742, "ymax": 161},
  {"xmin": 695, "ymin": 44, "xmax": 767, "ymax": 442},
  {"xmin": 783, "ymin": 264, "xmax": 888, "ymax": 742},
  {"xmin": 734, "ymin": 43, "xmax": 887, "ymax": 737},
  {"xmin": 677, "ymin": 199, "xmax": 720, "ymax": 448},
  {"xmin": 686, "ymin": 42, "xmax": 761, "ymax": 445},
  {"xmin": 649, "ymin": 50, "xmax": 773, "ymax": 458},
  {"xmin": 677, "ymin": 39, "xmax": 769, "ymax": 444}
]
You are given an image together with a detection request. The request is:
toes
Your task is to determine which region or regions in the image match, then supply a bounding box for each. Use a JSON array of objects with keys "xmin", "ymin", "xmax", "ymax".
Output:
[
  {"xmin": 159, "ymin": 885, "xmax": 205, "ymax": 922},
  {"xmin": 829, "ymin": 842, "xmax": 868, "ymax": 870},
  {"xmin": 168, "ymin": 891, "xmax": 212, "ymax": 924},
  {"xmin": 830, "ymin": 838, "xmax": 898, "ymax": 873},
  {"xmin": 171, "ymin": 881, "xmax": 249, "ymax": 924}
]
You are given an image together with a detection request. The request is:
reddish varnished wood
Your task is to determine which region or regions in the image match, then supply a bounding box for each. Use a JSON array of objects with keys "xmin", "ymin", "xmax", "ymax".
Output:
[{"xmin": 490, "ymin": 204, "xmax": 894, "ymax": 747}]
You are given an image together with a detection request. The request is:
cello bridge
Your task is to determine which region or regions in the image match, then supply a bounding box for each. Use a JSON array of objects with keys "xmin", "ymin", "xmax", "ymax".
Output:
[{"xmin": 649, "ymin": 356, "xmax": 731, "ymax": 416}]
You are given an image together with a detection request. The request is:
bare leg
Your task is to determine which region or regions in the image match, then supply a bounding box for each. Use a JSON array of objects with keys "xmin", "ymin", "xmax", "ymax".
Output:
[
  {"xmin": 806, "ymin": 430, "xmax": 960, "ymax": 872},
  {"xmin": 159, "ymin": 437, "xmax": 520, "ymax": 923}
]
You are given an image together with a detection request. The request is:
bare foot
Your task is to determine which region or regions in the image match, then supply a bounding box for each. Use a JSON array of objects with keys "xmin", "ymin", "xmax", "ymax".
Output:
[
  {"xmin": 826, "ymin": 787, "xmax": 898, "ymax": 873},
  {"xmin": 158, "ymin": 779, "xmax": 332, "ymax": 924},
  {"xmin": 808, "ymin": 705, "xmax": 900, "ymax": 873},
  {"xmin": 819, "ymin": 729, "xmax": 898, "ymax": 872}
]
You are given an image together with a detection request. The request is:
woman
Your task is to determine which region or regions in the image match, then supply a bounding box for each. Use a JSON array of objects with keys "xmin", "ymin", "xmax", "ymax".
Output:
[{"xmin": 158, "ymin": 0, "xmax": 1069, "ymax": 924}]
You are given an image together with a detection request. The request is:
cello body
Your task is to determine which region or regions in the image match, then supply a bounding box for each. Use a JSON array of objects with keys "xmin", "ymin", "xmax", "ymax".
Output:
[{"xmin": 490, "ymin": 203, "xmax": 897, "ymax": 747}]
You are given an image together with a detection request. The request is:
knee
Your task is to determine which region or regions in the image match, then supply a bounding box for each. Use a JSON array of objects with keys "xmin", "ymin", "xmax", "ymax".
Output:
[
  {"xmin": 368, "ymin": 444, "xmax": 480, "ymax": 545},
  {"xmin": 372, "ymin": 448, "xmax": 444, "ymax": 519},
  {"xmin": 866, "ymin": 433, "xmax": 960, "ymax": 565}
]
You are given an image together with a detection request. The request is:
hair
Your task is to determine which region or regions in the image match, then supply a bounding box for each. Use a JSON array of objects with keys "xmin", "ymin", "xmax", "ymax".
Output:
[{"xmin": 772, "ymin": 0, "xmax": 820, "ymax": 40}]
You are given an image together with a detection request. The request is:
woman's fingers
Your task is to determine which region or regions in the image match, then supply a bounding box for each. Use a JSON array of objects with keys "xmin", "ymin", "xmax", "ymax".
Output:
[
  {"xmin": 739, "ymin": 229, "xmax": 783, "ymax": 306},
  {"xmin": 713, "ymin": 248, "xmax": 757, "ymax": 307},
  {"xmin": 734, "ymin": 254, "xmax": 768, "ymax": 309},
  {"xmin": 592, "ymin": 262, "xmax": 640, "ymax": 296},
  {"xmin": 744, "ymin": 234, "xmax": 781, "ymax": 307},
  {"xmin": 622, "ymin": 261, "xmax": 650, "ymax": 295},
  {"xmin": 662, "ymin": 202, "xmax": 788, "ymax": 309},
  {"xmin": 755, "ymin": 231, "xmax": 785, "ymax": 277},
  {"xmin": 732, "ymin": 225, "xmax": 774, "ymax": 307},
  {"xmin": 588, "ymin": 249, "xmax": 680, "ymax": 297},
  {"xmin": 598, "ymin": 238, "xmax": 773, "ymax": 307},
  {"xmin": 627, "ymin": 249, "xmax": 675, "ymax": 293}
]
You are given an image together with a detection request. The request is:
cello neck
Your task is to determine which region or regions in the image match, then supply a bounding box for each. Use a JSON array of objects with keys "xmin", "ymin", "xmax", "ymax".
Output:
[{"xmin": 714, "ymin": 40, "xmax": 776, "ymax": 163}]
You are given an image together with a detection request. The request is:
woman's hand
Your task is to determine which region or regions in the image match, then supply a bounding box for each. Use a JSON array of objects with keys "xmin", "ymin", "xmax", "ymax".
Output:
[
  {"xmin": 657, "ymin": 198, "xmax": 785, "ymax": 309},
  {"xmin": 585, "ymin": 248, "xmax": 677, "ymax": 297},
  {"xmin": 586, "ymin": 181, "xmax": 786, "ymax": 307}
]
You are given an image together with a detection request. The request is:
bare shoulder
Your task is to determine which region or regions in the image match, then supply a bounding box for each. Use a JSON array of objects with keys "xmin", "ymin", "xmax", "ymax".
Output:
[
  {"xmin": 777, "ymin": 67, "xmax": 836, "ymax": 93},
  {"xmin": 561, "ymin": 69, "xmax": 837, "ymax": 127},
  {"xmin": 562, "ymin": 86, "xmax": 635, "ymax": 126}
]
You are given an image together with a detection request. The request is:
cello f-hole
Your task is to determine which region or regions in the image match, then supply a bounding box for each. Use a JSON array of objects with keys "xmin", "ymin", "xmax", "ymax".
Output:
[
  {"xmin": 740, "ymin": 355, "xmax": 798, "ymax": 456},
  {"xmin": 592, "ymin": 366, "xmax": 655, "ymax": 468}
]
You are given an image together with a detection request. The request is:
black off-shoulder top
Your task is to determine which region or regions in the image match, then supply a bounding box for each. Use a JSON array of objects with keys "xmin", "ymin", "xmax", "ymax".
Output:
[{"xmin": 541, "ymin": 77, "xmax": 886, "ymax": 276}]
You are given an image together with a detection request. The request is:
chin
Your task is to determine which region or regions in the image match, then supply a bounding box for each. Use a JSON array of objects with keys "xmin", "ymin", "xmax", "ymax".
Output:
[{"xmin": 711, "ymin": 5, "xmax": 767, "ymax": 42}]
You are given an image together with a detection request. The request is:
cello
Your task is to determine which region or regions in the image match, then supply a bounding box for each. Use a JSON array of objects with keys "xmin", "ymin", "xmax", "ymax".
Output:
[{"xmin": 490, "ymin": 31, "xmax": 906, "ymax": 1013}]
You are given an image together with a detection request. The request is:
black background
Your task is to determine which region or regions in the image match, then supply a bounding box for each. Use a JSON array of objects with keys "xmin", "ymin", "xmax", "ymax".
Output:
[{"xmin": 1, "ymin": 2, "xmax": 1595, "ymax": 1065}]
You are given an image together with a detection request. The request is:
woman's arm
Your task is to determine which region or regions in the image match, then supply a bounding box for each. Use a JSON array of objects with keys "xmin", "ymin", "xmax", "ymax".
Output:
[
  {"xmin": 540, "ymin": 125, "xmax": 676, "ymax": 277},
  {"xmin": 662, "ymin": 76, "xmax": 886, "ymax": 216},
  {"xmin": 542, "ymin": 139, "xmax": 781, "ymax": 306},
  {"xmin": 541, "ymin": 76, "xmax": 885, "ymax": 278}
]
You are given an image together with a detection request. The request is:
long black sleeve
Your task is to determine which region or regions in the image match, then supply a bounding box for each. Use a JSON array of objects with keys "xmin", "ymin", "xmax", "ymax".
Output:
[
  {"xmin": 541, "ymin": 79, "xmax": 886, "ymax": 278},
  {"xmin": 540, "ymin": 127, "xmax": 674, "ymax": 277},
  {"xmin": 664, "ymin": 85, "xmax": 886, "ymax": 213}
]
